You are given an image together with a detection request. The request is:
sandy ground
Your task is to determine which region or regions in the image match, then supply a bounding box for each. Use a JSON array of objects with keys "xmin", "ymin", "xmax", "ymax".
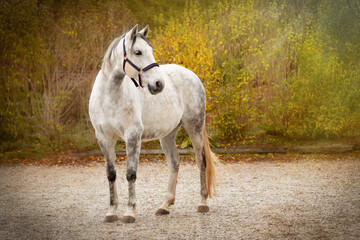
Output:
[{"xmin": 0, "ymin": 158, "xmax": 359, "ymax": 239}]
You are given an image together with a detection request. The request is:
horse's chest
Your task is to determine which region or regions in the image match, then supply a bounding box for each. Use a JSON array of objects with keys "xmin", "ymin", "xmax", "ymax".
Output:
[{"xmin": 140, "ymin": 102, "xmax": 183, "ymax": 141}]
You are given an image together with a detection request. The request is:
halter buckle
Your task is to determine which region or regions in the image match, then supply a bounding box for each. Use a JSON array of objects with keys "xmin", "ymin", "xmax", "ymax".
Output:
[{"xmin": 139, "ymin": 69, "xmax": 144, "ymax": 76}]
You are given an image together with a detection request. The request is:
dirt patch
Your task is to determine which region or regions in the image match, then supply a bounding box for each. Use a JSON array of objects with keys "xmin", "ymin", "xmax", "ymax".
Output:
[{"xmin": 0, "ymin": 157, "xmax": 359, "ymax": 239}]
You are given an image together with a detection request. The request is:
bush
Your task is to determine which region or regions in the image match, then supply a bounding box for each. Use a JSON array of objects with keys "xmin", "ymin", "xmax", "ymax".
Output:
[
  {"xmin": 152, "ymin": 2, "xmax": 221, "ymax": 121},
  {"xmin": 0, "ymin": 0, "xmax": 135, "ymax": 155},
  {"xmin": 284, "ymin": 1, "xmax": 360, "ymax": 138},
  {"xmin": 152, "ymin": 0, "xmax": 360, "ymax": 141}
]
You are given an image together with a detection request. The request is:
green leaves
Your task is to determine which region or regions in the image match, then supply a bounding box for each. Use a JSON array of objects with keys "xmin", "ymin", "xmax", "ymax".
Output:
[{"xmin": 153, "ymin": 0, "xmax": 360, "ymax": 141}]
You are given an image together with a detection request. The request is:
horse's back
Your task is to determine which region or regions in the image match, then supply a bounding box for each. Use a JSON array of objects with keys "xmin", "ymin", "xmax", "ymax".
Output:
[
  {"xmin": 160, "ymin": 64, "xmax": 206, "ymax": 108},
  {"xmin": 160, "ymin": 64, "xmax": 203, "ymax": 89}
]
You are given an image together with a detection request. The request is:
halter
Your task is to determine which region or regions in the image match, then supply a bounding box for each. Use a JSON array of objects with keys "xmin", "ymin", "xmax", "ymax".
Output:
[{"xmin": 122, "ymin": 38, "xmax": 159, "ymax": 88}]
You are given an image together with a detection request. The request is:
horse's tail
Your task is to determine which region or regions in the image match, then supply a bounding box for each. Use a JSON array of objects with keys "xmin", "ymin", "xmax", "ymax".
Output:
[{"xmin": 203, "ymin": 127, "xmax": 217, "ymax": 198}]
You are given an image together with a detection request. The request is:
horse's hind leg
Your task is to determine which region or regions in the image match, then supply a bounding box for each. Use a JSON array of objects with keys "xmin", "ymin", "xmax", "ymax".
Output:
[
  {"xmin": 98, "ymin": 138, "xmax": 119, "ymax": 222},
  {"xmin": 156, "ymin": 125, "xmax": 181, "ymax": 215},
  {"xmin": 183, "ymin": 122, "xmax": 210, "ymax": 213}
]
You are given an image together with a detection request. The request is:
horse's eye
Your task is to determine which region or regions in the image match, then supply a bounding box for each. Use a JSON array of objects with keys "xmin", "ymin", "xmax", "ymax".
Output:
[{"xmin": 134, "ymin": 50, "xmax": 142, "ymax": 56}]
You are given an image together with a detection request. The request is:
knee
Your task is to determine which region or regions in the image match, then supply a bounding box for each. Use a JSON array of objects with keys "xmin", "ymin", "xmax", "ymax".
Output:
[
  {"xmin": 126, "ymin": 169, "xmax": 137, "ymax": 181},
  {"xmin": 107, "ymin": 166, "xmax": 116, "ymax": 182}
]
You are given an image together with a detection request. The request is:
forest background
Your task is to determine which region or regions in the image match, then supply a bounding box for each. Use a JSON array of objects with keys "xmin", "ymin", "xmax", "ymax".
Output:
[{"xmin": 1, "ymin": 0, "xmax": 359, "ymax": 159}]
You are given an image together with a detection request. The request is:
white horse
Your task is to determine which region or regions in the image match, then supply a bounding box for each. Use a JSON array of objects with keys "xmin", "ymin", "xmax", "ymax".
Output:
[{"xmin": 89, "ymin": 25, "xmax": 217, "ymax": 223}]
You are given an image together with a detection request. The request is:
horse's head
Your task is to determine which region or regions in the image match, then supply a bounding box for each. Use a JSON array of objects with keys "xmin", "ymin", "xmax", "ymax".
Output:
[{"xmin": 122, "ymin": 25, "xmax": 164, "ymax": 95}]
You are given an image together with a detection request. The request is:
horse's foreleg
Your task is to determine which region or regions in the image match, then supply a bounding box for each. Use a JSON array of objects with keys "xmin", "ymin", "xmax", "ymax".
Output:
[
  {"xmin": 122, "ymin": 130, "xmax": 142, "ymax": 223},
  {"xmin": 156, "ymin": 126, "xmax": 181, "ymax": 215},
  {"xmin": 99, "ymin": 140, "xmax": 119, "ymax": 222}
]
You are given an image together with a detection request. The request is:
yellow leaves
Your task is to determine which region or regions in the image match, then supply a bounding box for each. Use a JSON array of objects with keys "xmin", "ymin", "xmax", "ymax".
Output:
[
  {"xmin": 153, "ymin": 9, "xmax": 219, "ymax": 101},
  {"xmin": 151, "ymin": 0, "xmax": 360, "ymax": 141}
]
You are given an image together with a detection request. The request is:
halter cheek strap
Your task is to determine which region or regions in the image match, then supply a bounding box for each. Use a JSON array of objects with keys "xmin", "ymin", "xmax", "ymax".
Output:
[{"xmin": 122, "ymin": 38, "xmax": 159, "ymax": 88}]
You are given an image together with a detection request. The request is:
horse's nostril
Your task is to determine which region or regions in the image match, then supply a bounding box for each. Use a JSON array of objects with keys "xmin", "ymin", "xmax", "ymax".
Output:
[{"xmin": 156, "ymin": 81, "xmax": 162, "ymax": 88}]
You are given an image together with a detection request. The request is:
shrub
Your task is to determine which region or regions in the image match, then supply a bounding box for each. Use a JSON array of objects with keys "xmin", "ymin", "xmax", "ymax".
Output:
[{"xmin": 0, "ymin": 0, "xmax": 135, "ymax": 154}]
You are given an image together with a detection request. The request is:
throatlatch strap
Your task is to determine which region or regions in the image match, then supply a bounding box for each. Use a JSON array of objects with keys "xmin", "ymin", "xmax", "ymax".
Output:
[{"xmin": 130, "ymin": 78, "xmax": 139, "ymax": 88}]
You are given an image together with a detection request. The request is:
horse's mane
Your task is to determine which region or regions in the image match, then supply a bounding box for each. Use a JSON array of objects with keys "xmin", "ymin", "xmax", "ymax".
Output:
[{"xmin": 102, "ymin": 34, "xmax": 124, "ymax": 71}]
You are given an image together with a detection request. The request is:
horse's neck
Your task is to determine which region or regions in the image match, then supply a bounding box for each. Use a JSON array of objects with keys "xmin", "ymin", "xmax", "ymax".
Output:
[
  {"xmin": 98, "ymin": 66, "xmax": 127, "ymax": 99},
  {"xmin": 101, "ymin": 44, "xmax": 125, "ymax": 83},
  {"xmin": 101, "ymin": 58, "xmax": 125, "ymax": 83}
]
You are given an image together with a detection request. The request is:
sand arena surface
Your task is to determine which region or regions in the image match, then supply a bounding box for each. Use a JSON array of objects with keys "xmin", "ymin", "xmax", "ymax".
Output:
[{"xmin": 0, "ymin": 158, "xmax": 359, "ymax": 239}]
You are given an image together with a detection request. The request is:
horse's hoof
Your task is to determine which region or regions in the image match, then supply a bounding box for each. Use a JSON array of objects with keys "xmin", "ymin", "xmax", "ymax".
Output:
[
  {"xmin": 104, "ymin": 215, "xmax": 118, "ymax": 222},
  {"xmin": 155, "ymin": 208, "xmax": 170, "ymax": 216},
  {"xmin": 197, "ymin": 205, "xmax": 210, "ymax": 213},
  {"xmin": 121, "ymin": 216, "xmax": 136, "ymax": 223}
]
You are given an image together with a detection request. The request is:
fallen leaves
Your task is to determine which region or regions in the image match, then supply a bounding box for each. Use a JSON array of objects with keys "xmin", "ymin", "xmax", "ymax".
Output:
[{"xmin": 0, "ymin": 151, "xmax": 359, "ymax": 167}]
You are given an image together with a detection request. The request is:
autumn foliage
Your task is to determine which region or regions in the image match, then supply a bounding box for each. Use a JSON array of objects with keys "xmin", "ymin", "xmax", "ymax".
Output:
[
  {"xmin": 152, "ymin": 0, "xmax": 360, "ymax": 140},
  {"xmin": 1, "ymin": 0, "xmax": 359, "ymax": 157}
]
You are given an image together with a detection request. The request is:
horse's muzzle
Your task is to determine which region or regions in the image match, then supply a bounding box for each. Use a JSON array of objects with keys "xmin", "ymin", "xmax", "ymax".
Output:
[{"xmin": 148, "ymin": 80, "xmax": 164, "ymax": 95}]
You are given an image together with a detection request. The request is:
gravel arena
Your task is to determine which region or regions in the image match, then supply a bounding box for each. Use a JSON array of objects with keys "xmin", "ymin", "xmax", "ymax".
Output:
[{"xmin": 0, "ymin": 156, "xmax": 359, "ymax": 239}]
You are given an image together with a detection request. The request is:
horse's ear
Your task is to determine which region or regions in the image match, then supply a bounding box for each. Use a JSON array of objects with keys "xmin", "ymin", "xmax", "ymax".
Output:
[
  {"xmin": 139, "ymin": 25, "xmax": 149, "ymax": 38},
  {"xmin": 129, "ymin": 24, "xmax": 138, "ymax": 40}
]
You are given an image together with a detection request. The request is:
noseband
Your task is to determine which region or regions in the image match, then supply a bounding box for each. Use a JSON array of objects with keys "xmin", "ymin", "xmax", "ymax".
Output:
[{"xmin": 122, "ymin": 38, "xmax": 159, "ymax": 88}]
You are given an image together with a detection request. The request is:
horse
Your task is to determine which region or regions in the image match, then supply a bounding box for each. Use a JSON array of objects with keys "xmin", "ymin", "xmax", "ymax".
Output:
[{"xmin": 89, "ymin": 24, "xmax": 217, "ymax": 223}]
